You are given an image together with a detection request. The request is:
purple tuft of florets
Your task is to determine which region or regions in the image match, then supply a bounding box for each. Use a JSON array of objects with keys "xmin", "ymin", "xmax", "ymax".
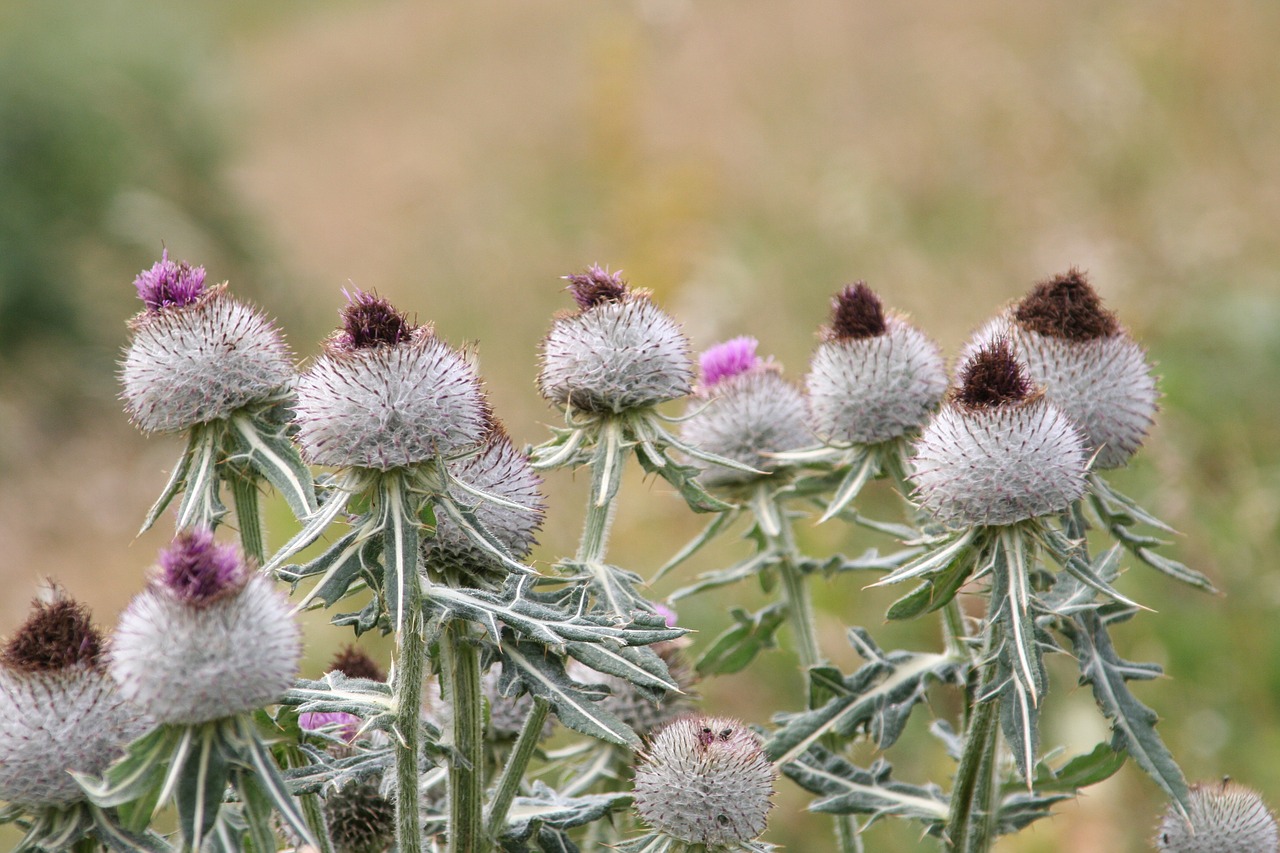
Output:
[
  {"xmin": 299, "ymin": 711, "xmax": 361, "ymax": 742},
  {"xmin": 700, "ymin": 336, "xmax": 763, "ymax": 387},
  {"xmin": 133, "ymin": 249, "xmax": 207, "ymax": 312},
  {"xmin": 565, "ymin": 265, "xmax": 629, "ymax": 310},
  {"xmin": 158, "ymin": 529, "xmax": 246, "ymax": 604},
  {"xmin": 334, "ymin": 289, "xmax": 417, "ymax": 350}
]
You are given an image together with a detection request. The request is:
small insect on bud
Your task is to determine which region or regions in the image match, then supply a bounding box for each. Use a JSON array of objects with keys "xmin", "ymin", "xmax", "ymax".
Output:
[
  {"xmin": 1155, "ymin": 779, "xmax": 1279, "ymax": 853},
  {"xmin": 293, "ymin": 291, "xmax": 490, "ymax": 471},
  {"xmin": 632, "ymin": 715, "xmax": 775, "ymax": 846},
  {"xmin": 966, "ymin": 269, "xmax": 1158, "ymax": 469},
  {"xmin": 110, "ymin": 530, "xmax": 300, "ymax": 724},
  {"xmin": 121, "ymin": 253, "xmax": 294, "ymax": 435},
  {"xmin": 682, "ymin": 338, "xmax": 811, "ymax": 487},
  {"xmin": 910, "ymin": 339, "xmax": 1088, "ymax": 527},
  {"xmin": 538, "ymin": 266, "xmax": 694, "ymax": 414},
  {"xmin": 806, "ymin": 283, "xmax": 948, "ymax": 445},
  {"xmin": 0, "ymin": 588, "xmax": 147, "ymax": 808},
  {"xmin": 421, "ymin": 426, "xmax": 545, "ymax": 586}
]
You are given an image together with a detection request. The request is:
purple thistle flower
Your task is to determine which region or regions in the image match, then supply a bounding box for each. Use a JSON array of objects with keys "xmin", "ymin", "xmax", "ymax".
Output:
[
  {"xmin": 158, "ymin": 528, "xmax": 247, "ymax": 605},
  {"xmin": 133, "ymin": 249, "xmax": 207, "ymax": 312},
  {"xmin": 333, "ymin": 289, "xmax": 417, "ymax": 351},
  {"xmin": 653, "ymin": 603, "xmax": 678, "ymax": 628},
  {"xmin": 299, "ymin": 711, "xmax": 362, "ymax": 743},
  {"xmin": 699, "ymin": 336, "xmax": 763, "ymax": 387}
]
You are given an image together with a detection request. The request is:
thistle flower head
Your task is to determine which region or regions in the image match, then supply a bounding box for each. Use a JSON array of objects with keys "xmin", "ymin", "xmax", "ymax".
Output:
[
  {"xmin": 1155, "ymin": 780, "xmax": 1279, "ymax": 853},
  {"xmin": 421, "ymin": 426, "xmax": 545, "ymax": 586},
  {"xmin": 324, "ymin": 778, "xmax": 396, "ymax": 853},
  {"xmin": 121, "ymin": 282, "xmax": 295, "ymax": 435},
  {"xmin": 699, "ymin": 335, "xmax": 763, "ymax": 388},
  {"xmin": 964, "ymin": 269, "xmax": 1158, "ymax": 469},
  {"xmin": 133, "ymin": 249, "xmax": 207, "ymax": 311},
  {"xmin": 332, "ymin": 289, "xmax": 417, "ymax": 351},
  {"xmin": 294, "ymin": 300, "xmax": 489, "ymax": 470},
  {"xmin": 110, "ymin": 535, "xmax": 300, "ymax": 724},
  {"xmin": 682, "ymin": 341, "xmax": 810, "ymax": 487},
  {"xmin": 632, "ymin": 715, "xmax": 775, "ymax": 846},
  {"xmin": 299, "ymin": 711, "xmax": 362, "ymax": 743},
  {"xmin": 0, "ymin": 589, "xmax": 148, "ymax": 808},
  {"xmin": 538, "ymin": 267, "xmax": 693, "ymax": 413},
  {"xmin": 807, "ymin": 284, "xmax": 948, "ymax": 444},
  {"xmin": 329, "ymin": 645, "xmax": 385, "ymax": 682},
  {"xmin": 158, "ymin": 528, "xmax": 247, "ymax": 605},
  {"xmin": 910, "ymin": 340, "xmax": 1088, "ymax": 527}
]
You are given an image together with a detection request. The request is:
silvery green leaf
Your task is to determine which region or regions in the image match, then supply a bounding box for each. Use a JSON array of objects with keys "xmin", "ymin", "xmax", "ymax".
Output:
[
  {"xmin": 695, "ymin": 603, "xmax": 788, "ymax": 677},
  {"xmin": 651, "ymin": 508, "xmax": 742, "ymax": 584},
  {"xmin": 767, "ymin": 629, "xmax": 964, "ymax": 766},
  {"xmin": 499, "ymin": 781, "xmax": 630, "ymax": 841},
  {"xmin": 175, "ymin": 425, "xmax": 226, "ymax": 531},
  {"xmin": 378, "ymin": 474, "xmax": 420, "ymax": 633},
  {"xmin": 991, "ymin": 529, "xmax": 1047, "ymax": 708},
  {"xmin": 668, "ymin": 549, "xmax": 777, "ymax": 601},
  {"xmin": 632, "ymin": 435, "xmax": 735, "ymax": 514},
  {"xmin": 555, "ymin": 559, "xmax": 650, "ymax": 622},
  {"xmin": 613, "ymin": 833, "xmax": 677, "ymax": 853},
  {"xmin": 529, "ymin": 425, "xmax": 589, "ymax": 470},
  {"xmin": 139, "ymin": 430, "xmax": 196, "ymax": 535},
  {"xmin": 808, "ymin": 546, "xmax": 924, "ymax": 577},
  {"xmin": 781, "ymin": 746, "xmax": 948, "ymax": 827},
  {"xmin": 499, "ymin": 642, "xmax": 639, "ymax": 747},
  {"xmin": 994, "ymin": 790, "xmax": 1072, "ymax": 836},
  {"xmin": 865, "ymin": 527, "xmax": 981, "ymax": 589},
  {"xmin": 885, "ymin": 545, "xmax": 978, "ymax": 621},
  {"xmin": 1063, "ymin": 611, "xmax": 1191, "ymax": 820},
  {"xmin": 996, "ymin": 649, "xmax": 1039, "ymax": 784},
  {"xmin": 564, "ymin": 641, "xmax": 677, "ymax": 695},
  {"xmin": 281, "ymin": 673, "xmax": 394, "ymax": 723},
  {"xmin": 1016, "ymin": 743, "xmax": 1126, "ymax": 795},
  {"xmin": 817, "ymin": 447, "xmax": 880, "ymax": 524},
  {"xmin": 433, "ymin": 493, "xmax": 533, "ymax": 576},
  {"xmin": 226, "ymin": 411, "xmax": 317, "ymax": 520},
  {"xmin": 174, "ymin": 723, "xmax": 231, "ymax": 850},
  {"xmin": 87, "ymin": 805, "xmax": 173, "ymax": 853},
  {"xmin": 264, "ymin": 471, "xmax": 360, "ymax": 574}
]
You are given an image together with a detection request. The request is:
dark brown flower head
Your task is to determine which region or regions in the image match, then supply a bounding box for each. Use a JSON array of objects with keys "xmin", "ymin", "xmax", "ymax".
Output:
[
  {"xmin": 565, "ymin": 265, "xmax": 630, "ymax": 310},
  {"xmin": 329, "ymin": 645, "xmax": 385, "ymax": 682},
  {"xmin": 336, "ymin": 289, "xmax": 418, "ymax": 350},
  {"xmin": 826, "ymin": 281, "xmax": 887, "ymax": 341},
  {"xmin": 1013, "ymin": 268, "xmax": 1120, "ymax": 341},
  {"xmin": 2, "ymin": 592, "xmax": 102, "ymax": 673},
  {"xmin": 955, "ymin": 338, "xmax": 1034, "ymax": 409}
]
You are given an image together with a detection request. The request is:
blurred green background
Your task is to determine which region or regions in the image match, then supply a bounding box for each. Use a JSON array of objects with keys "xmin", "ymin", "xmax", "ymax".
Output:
[{"xmin": 2, "ymin": 1, "xmax": 1278, "ymax": 850}]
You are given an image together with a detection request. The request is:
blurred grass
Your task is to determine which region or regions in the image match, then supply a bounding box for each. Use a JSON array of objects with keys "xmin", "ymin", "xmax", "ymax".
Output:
[{"xmin": 2, "ymin": 0, "xmax": 1279, "ymax": 850}]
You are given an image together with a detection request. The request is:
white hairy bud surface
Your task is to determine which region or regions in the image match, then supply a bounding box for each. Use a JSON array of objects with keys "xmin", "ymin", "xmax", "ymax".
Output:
[{"xmin": 1156, "ymin": 781, "xmax": 1279, "ymax": 853}]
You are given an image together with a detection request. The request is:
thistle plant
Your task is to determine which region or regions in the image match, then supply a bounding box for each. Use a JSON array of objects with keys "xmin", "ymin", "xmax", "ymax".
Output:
[{"xmin": 0, "ymin": 254, "xmax": 1254, "ymax": 853}]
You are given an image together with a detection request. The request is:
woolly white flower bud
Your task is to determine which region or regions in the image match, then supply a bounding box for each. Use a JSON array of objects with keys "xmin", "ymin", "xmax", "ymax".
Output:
[
  {"xmin": 120, "ymin": 285, "xmax": 294, "ymax": 434},
  {"xmin": 538, "ymin": 266, "xmax": 693, "ymax": 413},
  {"xmin": 682, "ymin": 338, "xmax": 811, "ymax": 487},
  {"xmin": 294, "ymin": 293, "xmax": 489, "ymax": 470},
  {"xmin": 633, "ymin": 715, "xmax": 775, "ymax": 846},
  {"xmin": 110, "ymin": 531, "xmax": 300, "ymax": 724},
  {"xmin": 0, "ymin": 591, "xmax": 147, "ymax": 808},
  {"xmin": 806, "ymin": 283, "xmax": 948, "ymax": 444},
  {"xmin": 422, "ymin": 428, "xmax": 544, "ymax": 585},
  {"xmin": 964, "ymin": 270, "xmax": 1158, "ymax": 469},
  {"xmin": 1156, "ymin": 780, "xmax": 1279, "ymax": 853},
  {"xmin": 911, "ymin": 340, "xmax": 1088, "ymax": 527}
]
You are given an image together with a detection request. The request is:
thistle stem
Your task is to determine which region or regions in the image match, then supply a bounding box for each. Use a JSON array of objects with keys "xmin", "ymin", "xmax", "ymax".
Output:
[
  {"xmin": 443, "ymin": 621, "xmax": 487, "ymax": 853},
  {"xmin": 393, "ymin": 563, "xmax": 426, "ymax": 853},
  {"xmin": 230, "ymin": 474, "xmax": 265, "ymax": 564},
  {"xmin": 945, "ymin": 631, "xmax": 1001, "ymax": 853},
  {"xmin": 484, "ymin": 698, "xmax": 550, "ymax": 839}
]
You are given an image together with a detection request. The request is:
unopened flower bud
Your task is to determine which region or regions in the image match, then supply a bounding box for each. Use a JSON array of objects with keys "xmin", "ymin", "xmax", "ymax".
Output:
[
  {"xmin": 121, "ymin": 254, "xmax": 293, "ymax": 435},
  {"xmin": 806, "ymin": 283, "xmax": 948, "ymax": 444},
  {"xmin": 294, "ymin": 292, "xmax": 489, "ymax": 470},
  {"xmin": 632, "ymin": 715, "xmax": 775, "ymax": 846},
  {"xmin": 682, "ymin": 338, "xmax": 810, "ymax": 487},
  {"xmin": 422, "ymin": 427, "xmax": 544, "ymax": 585},
  {"xmin": 1155, "ymin": 780, "xmax": 1278, "ymax": 853},
  {"xmin": 0, "ymin": 589, "xmax": 146, "ymax": 808},
  {"xmin": 965, "ymin": 269, "xmax": 1158, "ymax": 469},
  {"xmin": 324, "ymin": 778, "xmax": 396, "ymax": 853},
  {"xmin": 110, "ymin": 530, "xmax": 300, "ymax": 724},
  {"xmin": 538, "ymin": 266, "xmax": 693, "ymax": 414},
  {"xmin": 910, "ymin": 340, "xmax": 1087, "ymax": 527}
]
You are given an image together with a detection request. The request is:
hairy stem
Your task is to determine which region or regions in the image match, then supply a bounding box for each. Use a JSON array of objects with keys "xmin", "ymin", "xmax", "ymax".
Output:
[
  {"xmin": 230, "ymin": 474, "xmax": 265, "ymax": 564},
  {"xmin": 444, "ymin": 621, "xmax": 487, "ymax": 853},
  {"xmin": 485, "ymin": 698, "xmax": 550, "ymax": 839},
  {"xmin": 946, "ymin": 630, "xmax": 1001, "ymax": 853},
  {"xmin": 393, "ymin": 566, "xmax": 426, "ymax": 853}
]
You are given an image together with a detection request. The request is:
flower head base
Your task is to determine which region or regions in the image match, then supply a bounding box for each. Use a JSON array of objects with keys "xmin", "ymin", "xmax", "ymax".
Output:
[
  {"xmin": 294, "ymin": 312, "xmax": 489, "ymax": 471},
  {"xmin": 965, "ymin": 269, "xmax": 1157, "ymax": 469},
  {"xmin": 633, "ymin": 715, "xmax": 775, "ymax": 846},
  {"xmin": 682, "ymin": 341, "xmax": 809, "ymax": 487},
  {"xmin": 700, "ymin": 336, "xmax": 763, "ymax": 388},
  {"xmin": 538, "ymin": 267, "xmax": 693, "ymax": 414},
  {"xmin": 910, "ymin": 341, "xmax": 1087, "ymax": 527},
  {"xmin": 325, "ymin": 778, "xmax": 396, "ymax": 853},
  {"xmin": 110, "ymin": 535, "xmax": 300, "ymax": 724},
  {"xmin": 0, "ymin": 589, "xmax": 147, "ymax": 808},
  {"xmin": 422, "ymin": 427, "xmax": 544, "ymax": 586},
  {"xmin": 1155, "ymin": 780, "xmax": 1279, "ymax": 853},
  {"xmin": 807, "ymin": 285, "xmax": 948, "ymax": 445},
  {"xmin": 332, "ymin": 289, "xmax": 417, "ymax": 351},
  {"xmin": 158, "ymin": 528, "xmax": 247, "ymax": 605},
  {"xmin": 121, "ymin": 285, "xmax": 295, "ymax": 435},
  {"xmin": 133, "ymin": 249, "xmax": 207, "ymax": 312}
]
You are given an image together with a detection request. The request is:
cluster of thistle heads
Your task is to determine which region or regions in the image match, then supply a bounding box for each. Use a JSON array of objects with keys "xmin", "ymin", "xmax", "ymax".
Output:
[{"xmin": 0, "ymin": 252, "xmax": 1272, "ymax": 852}]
